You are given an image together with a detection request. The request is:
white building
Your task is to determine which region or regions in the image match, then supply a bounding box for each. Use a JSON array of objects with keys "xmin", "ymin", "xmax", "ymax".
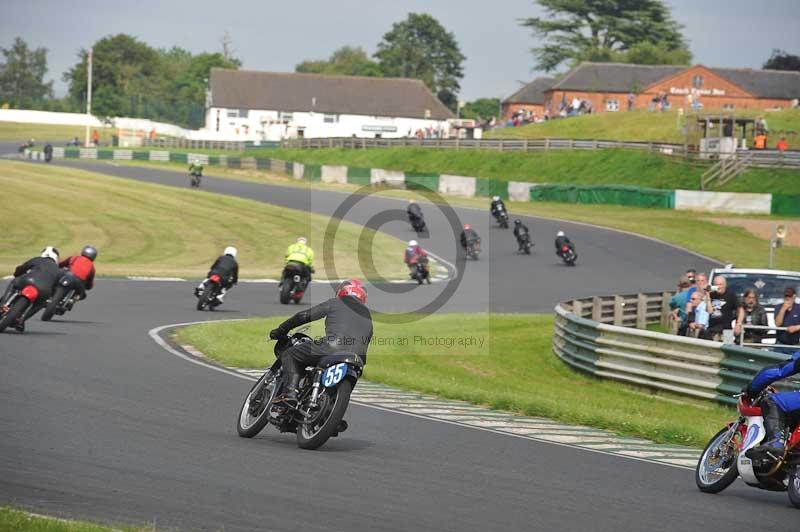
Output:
[{"xmin": 205, "ymin": 68, "xmax": 454, "ymax": 141}]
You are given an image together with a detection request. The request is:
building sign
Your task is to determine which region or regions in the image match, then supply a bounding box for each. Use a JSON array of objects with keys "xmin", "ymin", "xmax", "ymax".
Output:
[
  {"xmin": 362, "ymin": 125, "xmax": 398, "ymax": 133},
  {"xmin": 670, "ymin": 87, "xmax": 726, "ymax": 96}
]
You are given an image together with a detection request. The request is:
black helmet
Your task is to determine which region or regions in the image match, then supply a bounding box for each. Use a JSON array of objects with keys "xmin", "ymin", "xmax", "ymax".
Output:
[
  {"xmin": 81, "ymin": 245, "xmax": 98, "ymax": 261},
  {"xmin": 514, "ymin": 219, "xmax": 521, "ymax": 225}
]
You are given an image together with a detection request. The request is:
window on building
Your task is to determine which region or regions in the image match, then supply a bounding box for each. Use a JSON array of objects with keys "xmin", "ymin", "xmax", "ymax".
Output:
[
  {"xmin": 280, "ymin": 112, "xmax": 293, "ymax": 122},
  {"xmin": 723, "ymin": 103, "xmax": 735, "ymax": 111},
  {"xmin": 239, "ymin": 109, "xmax": 249, "ymax": 118},
  {"xmin": 226, "ymin": 109, "xmax": 239, "ymax": 118},
  {"xmin": 324, "ymin": 114, "xmax": 338, "ymax": 123},
  {"xmin": 692, "ymin": 75, "xmax": 704, "ymax": 89},
  {"xmin": 605, "ymin": 99, "xmax": 620, "ymax": 112}
]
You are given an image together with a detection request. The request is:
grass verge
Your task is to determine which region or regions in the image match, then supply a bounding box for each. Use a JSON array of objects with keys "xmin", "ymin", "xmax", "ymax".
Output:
[
  {"xmin": 175, "ymin": 314, "xmax": 733, "ymax": 447},
  {"xmin": 0, "ymin": 507, "xmax": 145, "ymax": 532},
  {"xmin": 0, "ymin": 121, "xmax": 115, "ymax": 144},
  {"xmin": 0, "ymin": 160, "xmax": 407, "ymax": 279}
]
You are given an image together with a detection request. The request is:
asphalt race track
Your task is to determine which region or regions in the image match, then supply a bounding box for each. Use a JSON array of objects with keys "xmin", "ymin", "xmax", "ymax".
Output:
[{"xmin": 2, "ymin": 155, "xmax": 798, "ymax": 531}]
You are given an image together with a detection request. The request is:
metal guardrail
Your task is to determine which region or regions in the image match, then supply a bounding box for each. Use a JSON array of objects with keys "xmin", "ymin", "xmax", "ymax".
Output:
[
  {"xmin": 142, "ymin": 138, "xmax": 244, "ymax": 151},
  {"xmin": 553, "ymin": 293, "xmax": 794, "ymax": 405}
]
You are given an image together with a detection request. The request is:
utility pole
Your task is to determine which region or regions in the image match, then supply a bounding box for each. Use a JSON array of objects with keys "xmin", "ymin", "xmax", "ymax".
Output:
[{"xmin": 85, "ymin": 48, "xmax": 93, "ymax": 147}]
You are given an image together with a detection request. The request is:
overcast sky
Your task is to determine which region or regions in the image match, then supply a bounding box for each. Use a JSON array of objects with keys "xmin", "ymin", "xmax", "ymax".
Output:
[{"xmin": 2, "ymin": 0, "xmax": 798, "ymax": 101}]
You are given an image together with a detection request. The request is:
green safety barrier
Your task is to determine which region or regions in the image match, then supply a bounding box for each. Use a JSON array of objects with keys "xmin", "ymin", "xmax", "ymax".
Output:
[
  {"xmin": 404, "ymin": 172, "xmax": 439, "ymax": 191},
  {"xmin": 531, "ymin": 184, "xmax": 674, "ymax": 209},
  {"xmin": 347, "ymin": 167, "xmax": 371, "ymax": 186},
  {"xmin": 303, "ymin": 164, "xmax": 322, "ymax": 181},
  {"xmin": 208, "ymin": 155, "xmax": 220, "ymax": 165},
  {"xmin": 771, "ymin": 194, "xmax": 800, "ymax": 216},
  {"xmin": 97, "ymin": 150, "xmax": 113, "ymax": 160},
  {"xmin": 64, "ymin": 148, "xmax": 80, "ymax": 158},
  {"xmin": 132, "ymin": 151, "xmax": 149, "ymax": 161},
  {"xmin": 255, "ymin": 158, "xmax": 271, "ymax": 170},
  {"xmin": 169, "ymin": 152, "xmax": 188, "ymax": 163},
  {"xmin": 475, "ymin": 177, "xmax": 509, "ymax": 199},
  {"xmin": 226, "ymin": 157, "xmax": 241, "ymax": 169},
  {"xmin": 285, "ymin": 161, "xmax": 294, "ymax": 175}
]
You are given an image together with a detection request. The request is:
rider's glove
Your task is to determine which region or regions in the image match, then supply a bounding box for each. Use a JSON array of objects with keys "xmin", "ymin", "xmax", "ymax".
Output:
[{"xmin": 269, "ymin": 328, "xmax": 285, "ymax": 340}]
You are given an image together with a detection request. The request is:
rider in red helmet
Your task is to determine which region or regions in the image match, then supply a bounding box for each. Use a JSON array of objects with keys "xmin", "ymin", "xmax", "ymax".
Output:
[
  {"xmin": 459, "ymin": 223, "xmax": 480, "ymax": 251},
  {"xmin": 269, "ymin": 279, "xmax": 372, "ymax": 407}
]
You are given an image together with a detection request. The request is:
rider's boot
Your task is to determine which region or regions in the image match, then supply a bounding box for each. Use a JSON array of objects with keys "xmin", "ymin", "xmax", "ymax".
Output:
[
  {"xmin": 274, "ymin": 373, "xmax": 300, "ymax": 409},
  {"xmin": 215, "ymin": 288, "xmax": 226, "ymax": 305},
  {"xmin": 756, "ymin": 398, "xmax": 787, "ymax": 455},
  {"xmin": 194, "ymin": 280, "xmax": 206, "ymax": 297}
]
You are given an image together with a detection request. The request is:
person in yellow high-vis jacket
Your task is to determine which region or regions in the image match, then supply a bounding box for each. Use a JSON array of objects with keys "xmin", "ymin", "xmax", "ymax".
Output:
[{"xmin": 283, "ymin": 236, "xmax": 315, "ymax": 287}]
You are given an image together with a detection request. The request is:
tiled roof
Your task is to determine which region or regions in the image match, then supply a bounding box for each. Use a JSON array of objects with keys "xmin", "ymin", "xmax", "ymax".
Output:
[{"xmin": 503, "ymin": 77, "xmax": 556, "ymax": 104}]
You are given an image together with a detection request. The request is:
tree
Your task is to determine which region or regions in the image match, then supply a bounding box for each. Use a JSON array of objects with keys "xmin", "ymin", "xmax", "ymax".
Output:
[
  {"xmin": 521, "ymin": 0, "xmax": 689, "ymax": 71},
  {"xmin": 296, "ymin": 46, "xmax": 381, "ymax": 76},
  {"xmin": 375, "ymin": 13, "xmax": 466, "ymax": 110},
  {"xmin": 0, "ymin": 37, "xmax": 53, "ymax": 108},
  {"xmin": 763, "ymin": 49, "xmax": 800, "ymax": 72},
  {"xmin": 460, "ymin": 98, "xmax": 501, "ymax": 120}
]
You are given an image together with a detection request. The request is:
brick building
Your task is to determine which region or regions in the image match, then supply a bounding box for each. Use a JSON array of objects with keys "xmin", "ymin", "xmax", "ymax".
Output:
[
  {"xmin": 501, "ymin": 77, "xmax": 555, "ymax": 120},
  {"xmin": 539, "ymin": 62, "xmax": 800, "ymax": 115}
]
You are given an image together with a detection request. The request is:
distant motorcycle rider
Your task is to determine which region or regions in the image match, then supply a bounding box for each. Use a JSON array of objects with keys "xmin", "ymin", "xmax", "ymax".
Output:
[
  {"xmin": 189, "ymin": 159, "xmax": 204, "ymax": 176},
  {"xmin": 490, "ymin": 195, "xmax": 506, "ymax": 218},
  {"xmin": 554, "ymin": 230, "xmax": 575, "ymax": 256},
  {"xmin": 43, "ymin": 143, "xmax": 53, "ymax": 162},
  {"xmin": 2, "ymin": 247, "xmax": 61, "ymax": 331},
  {"xmin": 744, "ymin": 350, "xmax": 800, "ymax": 455},
  {"xmin": 407, "ymin": 199, "xmax": 424, "ymax": 228},
  {"xmin": 460, "ymin": 224, "xmax": 481, "ymax": 250},
  {"xmin": 196, "ymin": 246, "xmax": 239, "ymax": 304},
  {"xmin": 284, "ymin": 236, "xmax": 315, "ymax": 286},
  {"xmin": 513, "ymin": 219, "xmax": 531, "ymax": 252},
  {"xmin": 58, "ymin": 245, "xmax": 98, "ymax": 303},
  {"xmin": 269, "ymin": 279, "xmax": 372, "ymax": 408},
  {"xmin": 404, "ymin": 239, "xmax": 430, "ymax": 282}
]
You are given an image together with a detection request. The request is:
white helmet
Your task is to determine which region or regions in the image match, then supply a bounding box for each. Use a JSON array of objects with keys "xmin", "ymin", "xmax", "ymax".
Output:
[
  {"xmin": 492, "ymin": 195, "xmax": 500, "ymax": 201},
  {"xmin": 41, "ymin": 246, "xmax": 59, "ymax": 262},
  {"xmin": 297, "ymin": 236, "xmax": 307, "ymax": 245},
  {"xmin": 557, "ymin": 231, "xmax": 565, "ymax": 237},
  {"xmin": 194, "ymin": 159, "xmax": 200, "ymax": 164},
  {"xmin": 408, "ymin": 240, "xmax": 418, "ymax": 247},
  {"xmin": 224, "ymin": 246, "xmax": 238, "ymax": 258}
]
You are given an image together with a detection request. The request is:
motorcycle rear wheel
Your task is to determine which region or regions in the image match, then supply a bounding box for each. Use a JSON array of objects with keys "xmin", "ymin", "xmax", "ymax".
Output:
[
  {"xmin": 237, "ymin": 370, "xmax": 279, "ymax": 438},
  {"xmin": 696, "ymin": 427, "xmax": 740, "ymax": 493},
  {"xmin": 296, "ymin": 378, "xmax": 353, "ymax": 450},
  {"xmin": 41, "ymin": 286, "xmax": 65, "ymax": 321},
  {"xmin": 0, "ymin": 298, "xmax": 29, "ymax": 333},
  {"xmin": 197, "ymin": 285, "xmax": 213, "ymax": 311}
]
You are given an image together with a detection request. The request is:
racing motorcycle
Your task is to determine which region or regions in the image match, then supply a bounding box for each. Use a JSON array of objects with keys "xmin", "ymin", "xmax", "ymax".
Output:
[
  {"xmin": 236, "ymin": 327, "xmax": 363, "ymax": 450},
  {"xmin": 559, "ymin": 245, "xmax": 577, "ymax": 266},
  {"xmin": 409, "ymin": 214, "xmax": 427, "ymax": 234},
  {"xmin": 279, "ymin": 262, "xmax": 308, "ymax": 304},
  {"xmin": 190, "ymin": 168, "xmax": 202, "ymax": 188},
  {"xmin": 195, "ymin": 273, "xmax": 224, "ymax": 311},
  {"xmin": 41, "ymin": 270, "xmax": 81, "ymax": 321},
  {"xmin": 493, "ymin": 205, "xmax": 509, "ymax": 229},
  {"xmin": 409, "ymin": 256, "xmax": 431, "ymax": 285},
  {"xmin": 696, "ymin": 389, "xmax": 800, "ymax": 508},
  {"xmin": 516, "ymin": 232, "xmax": 533, "ymax": 255},
  {"xmin": 465, "ymin": 240, "xmax": 481, "ymax": 260},
  {"xmin": 0, "ymin": 280, "xmax": 41, "ymax": 333}
]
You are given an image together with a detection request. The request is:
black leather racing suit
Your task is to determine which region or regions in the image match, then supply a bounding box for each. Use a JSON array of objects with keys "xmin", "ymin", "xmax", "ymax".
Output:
[
  {"xmin": 274, "ymin": 296, "xmax": 373, "ymax": 389},
  {"xmin": 3, "ymin": 257, "xmax": 61, "ymax": 317},
  {"xmin": 555, "ymin": 235, "xmax": 574, "ymax": 256},
  {"xmin": 208, "ymin": 255, "xmax": 238, "ymax": 289},
  {"xmin": 460, "ymin": 229, "xmax": 480, "ymax": 249}
]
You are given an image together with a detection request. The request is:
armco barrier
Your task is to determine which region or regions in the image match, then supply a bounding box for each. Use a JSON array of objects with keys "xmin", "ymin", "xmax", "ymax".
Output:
[{"xmin": 553, "ymin": 295, "xmax": 792, "ymax": 405}]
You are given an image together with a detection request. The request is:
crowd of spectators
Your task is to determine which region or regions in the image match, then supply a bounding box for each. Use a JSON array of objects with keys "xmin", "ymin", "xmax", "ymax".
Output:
[{"xmin": 668, "ymin": 270, "xmax": 800, "ymax": 352}]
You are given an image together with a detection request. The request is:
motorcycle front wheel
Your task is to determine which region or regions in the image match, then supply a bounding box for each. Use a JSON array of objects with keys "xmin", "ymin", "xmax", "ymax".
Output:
[
  {"xmin": 296, "ymin": 378, "xmax": 353, "ymax": 450},
  {"xmin": 279, "ymin": 281, "xmax": 292, "ymax": 304},
  {"xmin": 696, "ymin": 427, "xmax": 740, "ymax": 493},
  {"xmin": 237, "ymin": 370, "xmax": 279, "ymax": 438},
  {"xmin": 788, "ymin": 466, "xmax": 800, "ymax": 509}
]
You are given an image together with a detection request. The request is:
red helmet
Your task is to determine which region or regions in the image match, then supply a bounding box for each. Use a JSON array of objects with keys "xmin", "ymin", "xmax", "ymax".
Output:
[
  {"xmin": 463, "ymin": 224, "xmax": 471, "ymax": 230},
  {"xmin": 336, "ymin": 279, "xmax": 367, "ymax": 304}
]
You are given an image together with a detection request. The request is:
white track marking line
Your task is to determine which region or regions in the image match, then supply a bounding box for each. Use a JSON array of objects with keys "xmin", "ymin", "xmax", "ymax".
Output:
[
  {"xmin": 128, "ymin": 276, "xmax": 186, "ymax": 281},
  {"xmin": 149, "ymin": 319, "xmax": 697, "ymax": 471}
]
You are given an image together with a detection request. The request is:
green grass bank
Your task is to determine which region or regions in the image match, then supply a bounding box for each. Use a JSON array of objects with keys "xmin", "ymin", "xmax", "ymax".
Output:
[
  {"xmin": 0, "ymin": 160, "xmax": 407, "ymax": 279},
  {"xmin": 0, "ymin": 507, "xmax": 146, "ymax": 532},
  {"xmin": 175, "ymin": 314, "xmax": 734, "ymax": 448}
]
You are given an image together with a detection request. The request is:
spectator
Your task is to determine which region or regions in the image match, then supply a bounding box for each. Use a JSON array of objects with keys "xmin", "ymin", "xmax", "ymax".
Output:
[
  {"xmin": 681, "ymin": 291, "xmax": 709, "ymax": 337},
  {"xmin": 627, "ymin": 92, "xmax": 635, "ymax": 111},
  {"xmin": 703, "ymin": 275, "xmax": 738, "ymax": 341},
  {"xmin": 776, "ymin": 137, "xmax": 788, "ymax": 152},
  {"xmin": 754, "ymin": 133, "xmax": 768, "ymax": 150},
  {"xmin": 91, "ymin": 129, "xmax": 100, "ymax": 147},
  {"xmin": 695, "ymin": 272, "xmax": 709, "ymax": 293},
  {"xmin": 669, "ymin": 275, "xmax": 694, "ymax": 333},
  {"xmin": 685, "ymin": 268, "xmax": 698, "ymax": 295},
  {"xmin": 775, "ymin": 287, "xmax": 800, "ymax": 352},
  {"xmin": 149, "ymin": 128, "xmax": 157, "ymax": 140},
  {"xmin": 734, "ymin": 289, "xmax": 768, "ymax": 345}
]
